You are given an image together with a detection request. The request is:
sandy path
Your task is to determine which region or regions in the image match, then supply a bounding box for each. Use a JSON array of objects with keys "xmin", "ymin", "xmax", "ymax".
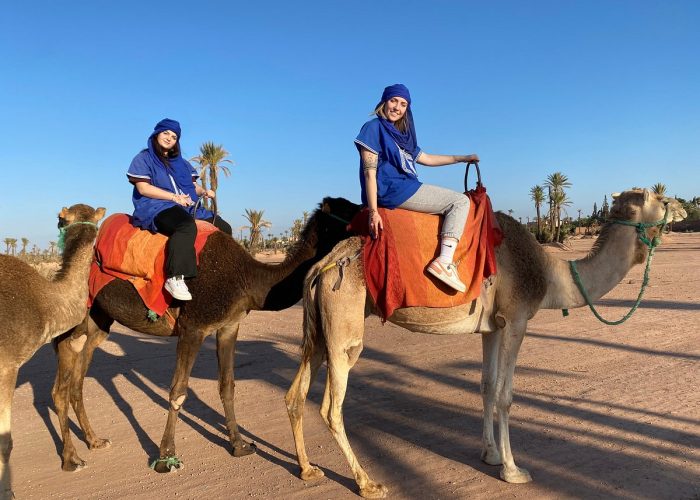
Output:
[{"xmin": 10, "ymin": 233, "xmax": 700, "ymax": 499}]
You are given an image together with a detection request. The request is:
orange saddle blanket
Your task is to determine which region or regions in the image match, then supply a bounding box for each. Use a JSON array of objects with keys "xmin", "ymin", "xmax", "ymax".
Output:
[
  {"xmin": 348, "ymin": 187, "xmax": 503, "ymax": 320},
  {"xmin": 88, "ymin": 213, "xmax": 218, "ymax": 316}
]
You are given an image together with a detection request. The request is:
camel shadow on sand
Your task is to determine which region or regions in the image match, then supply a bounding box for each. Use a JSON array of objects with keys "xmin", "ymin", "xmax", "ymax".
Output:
[{"xmin": 17, "ymin": 322, "xmax": 700, "ymax": 498}]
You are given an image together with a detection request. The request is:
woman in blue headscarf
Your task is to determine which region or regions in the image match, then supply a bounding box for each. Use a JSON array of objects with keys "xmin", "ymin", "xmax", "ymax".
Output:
[
  {"xmin": 355, "ymin": 84, "xmax": 479, "ymax": 293},
  {"xmin": 127, "ymin": 118, "xmax": 232, "ymax": 301}
]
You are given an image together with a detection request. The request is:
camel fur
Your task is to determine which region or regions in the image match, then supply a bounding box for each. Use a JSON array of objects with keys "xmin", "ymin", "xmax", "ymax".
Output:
[
  {"xmin": 52, "ymin": 197, "xmax": 360, "ymax": 473},
  {"xmin": 285, "ymin": 189, "xmax": 687, "ymax": 498},
  {"xmin": 0, "ymin": 204, "xmax": 105, "ymax": 500}
]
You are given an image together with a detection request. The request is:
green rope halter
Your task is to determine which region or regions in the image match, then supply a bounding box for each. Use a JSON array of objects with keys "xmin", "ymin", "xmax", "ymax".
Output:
[
  {"xmin": 56, "ymin": 221, "xmax": 98, "ymax": 252},
  {"xmin": 562, "ymin": 206, "xmax": 670, "ymax": 325},
  {"xmin": 150, "ymin": 455, "xmax": 183, "ymax": 470}
]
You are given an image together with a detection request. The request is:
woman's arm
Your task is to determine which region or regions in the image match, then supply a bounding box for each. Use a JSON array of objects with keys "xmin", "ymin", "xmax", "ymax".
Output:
[
  {"xmin": 416, "ymin": 152, "xmax": 479, "ymax": 167},
  {"xmin": 133, "ymin": 181, "xmax": 193, "ymax": 207},
  {"xmin": 360, "ymin": 148, "xmax": 383, "ymax": 239}
]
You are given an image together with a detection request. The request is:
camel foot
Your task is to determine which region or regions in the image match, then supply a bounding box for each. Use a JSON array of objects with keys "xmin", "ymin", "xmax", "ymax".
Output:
[
  {"xmin": 500, "ymin": 465, "xmax": 532, "ymax": 484},
  {"xmin": 62, "ymin": 456, "xmax": 86, "ymax": 472},
  {"xmin": 69, "ymin": 334, "xmax": 87, "ymax": 353},
  {"xmin": 151, "ymin": 456, "xmax": 183, "ymax": 473},
  {"xmin": 300, "ymin": 465, "xmax": 325, "ymax": 482},
  {"xmin": 359, "ymin": 481, "xmax": 388, "ymax": 499},
  {"xmin": 481, "ymin": 447, "xmax": 502, "ymax": 465},
  {"xmin": 231, "ymin": 441, "xmax": 256, "ymax": 457},
  {"xmin": 88, "ymin": 438, "xmax": 111, "ymax": 450}
]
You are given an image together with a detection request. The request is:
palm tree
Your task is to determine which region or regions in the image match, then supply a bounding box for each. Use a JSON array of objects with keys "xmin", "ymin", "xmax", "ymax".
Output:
[
  {"xmin": 530, "ymin": 185, "xmax": 545, "ymax": 239},
  {"xmin": 9, "ymin": 238, "xmax": 17, "ymax": 256},
  {"xmin": 190, "ymin": 142, "xmax": 234, "ymax": 213},
  {"xmin": 242, "ymin": 209, "xmax": 271, "ymax": 254},
  {"xmin": 545, "ymin": 172, "xmax": 572, "ymax": 242},
  {"xmin": 20, "ymin": 237, "xmax": 29, "ymax": 255},
  {"xmin": 48, "ymin": 241, "xmax": 57, "ymax": 256},
  {"xmin": 3, "ymin": 238, "xmax": 11, "ymax": 255},
  {"xmin": 651, "ymin": 183, "xmax": 667, "ymax": 196},
  {"xmin": 550, "ymin": 190, "xmax": 572, "ymax": 242}
]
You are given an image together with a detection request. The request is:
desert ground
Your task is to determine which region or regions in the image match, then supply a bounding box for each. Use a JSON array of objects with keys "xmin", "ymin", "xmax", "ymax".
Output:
[{"xmin": 10, "ymin": 233, "xmax": 700, "ymax": 499}]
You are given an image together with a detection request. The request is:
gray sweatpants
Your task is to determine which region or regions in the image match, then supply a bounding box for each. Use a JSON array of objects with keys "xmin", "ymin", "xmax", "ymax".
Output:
[{"xmin": 398, "ymin": 183, "xmax": 470, "ymax": 240}]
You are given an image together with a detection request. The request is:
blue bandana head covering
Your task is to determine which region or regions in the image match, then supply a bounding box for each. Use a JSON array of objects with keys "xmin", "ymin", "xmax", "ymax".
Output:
[
  {"xmin": 152, "ymin": 118, "xmax": 181, "ymax": 139},
  {"xmin": 376, "ymin": 84, "xmax": 417, "ymax": 156}
]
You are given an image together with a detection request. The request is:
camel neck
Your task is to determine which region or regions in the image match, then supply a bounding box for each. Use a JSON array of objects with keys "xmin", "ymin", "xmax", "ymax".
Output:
[{"xmin": 540, "ymin": 223, "xmax": 640, "ymax": 310}]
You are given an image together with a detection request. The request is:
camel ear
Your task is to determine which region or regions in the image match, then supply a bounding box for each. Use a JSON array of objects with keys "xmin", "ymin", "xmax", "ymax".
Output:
[
  {"xmin": 94, "ymin": 207, "xmax": 106, "ymax": 222},
  {"xmin": 643, "ymin": 189, "xmax": 650, "ymax": 202},
  {"xmin": 322, "ymin": 203, "xmax": 331, "ymax": 214},
  {"xmin": 611, "ymin": 192, "xmax": 621, "ymax": 199},
  {"xmin": 59, "ymin": 207, "xmax": 68, "ymax": 218}
]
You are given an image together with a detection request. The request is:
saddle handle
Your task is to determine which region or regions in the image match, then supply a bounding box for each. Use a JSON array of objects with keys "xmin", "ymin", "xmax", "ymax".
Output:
[
  {"xmin": 190, "ymin": 195, "xmax": 218, "ymax": 224},
  {"xmin": 464, "ymin": 161, "xmax": 482, "ymax": 192}
]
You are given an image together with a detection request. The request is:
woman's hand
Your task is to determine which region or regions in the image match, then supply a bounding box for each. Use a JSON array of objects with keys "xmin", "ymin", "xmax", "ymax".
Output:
[
  {"xmin": 463, "ymin": 154, "xmax": 479, "ymax": 163},
  {"xmin": 368, "ymin": 209, "xmax": 383, "ymax": 240},
  {"xmin": 201, "ymin": 189, "xmax": 216, "ymax": 199},
  {"xmin": 173, "ymin": 193, "xmax": 194, "ymax": 207}
]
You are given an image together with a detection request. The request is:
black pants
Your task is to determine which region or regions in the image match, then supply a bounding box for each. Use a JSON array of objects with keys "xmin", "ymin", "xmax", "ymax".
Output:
[{"xmin": 154, "ymin": 206, "xmax": 233, "ymax": 279}]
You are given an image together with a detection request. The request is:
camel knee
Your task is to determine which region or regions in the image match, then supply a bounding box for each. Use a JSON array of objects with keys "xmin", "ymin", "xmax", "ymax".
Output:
[
  {"xmin": 170, "ymin": 394, "xmax": 187, "ymax": 411},
  {"xmin": 496, "ymin": 393, "xmax": 513, "ymax": 412},
  {"xmin": 345, "ymin": 342, "xmax": 363, "ymax": 366}
]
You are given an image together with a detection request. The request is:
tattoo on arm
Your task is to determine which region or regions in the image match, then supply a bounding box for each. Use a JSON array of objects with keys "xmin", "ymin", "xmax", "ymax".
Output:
[{"xmin": 361, "ymin": 150, "xmax": 378, "ymax": 171}]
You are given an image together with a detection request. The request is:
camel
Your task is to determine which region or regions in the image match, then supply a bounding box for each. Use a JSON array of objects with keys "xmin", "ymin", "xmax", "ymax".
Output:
[
  {"xmin": 52, "ymin": 196, "xmax": 360, "ymax": 473},
  {"xmin": 0, "ymin": 204, "xmax": 105, "ymax": 500},
  {"xmin": 285, "ymin": 189, "xmax": 687, "ymax": 498}
]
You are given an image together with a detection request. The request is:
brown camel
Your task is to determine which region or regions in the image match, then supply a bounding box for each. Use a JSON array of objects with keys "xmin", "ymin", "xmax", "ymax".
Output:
[
  {"xmin": 0, "ymin": 204, "xmax": 105, "ymax": 500},
  {"xmin": 52, "ymin": 197, "xmax": 360, "ymax": 473},
  {"xmin": 285, "ymin": 189, "xmax": 687, "ymax": 498}
]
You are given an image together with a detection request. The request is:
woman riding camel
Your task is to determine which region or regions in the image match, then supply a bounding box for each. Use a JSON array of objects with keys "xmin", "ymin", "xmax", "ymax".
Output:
[
  {"xmin": 355, "ymin": 84, "xmax": 479, "ymax": 292},
  {"xmin": 127, "ymin": 118, "xmax": 232, "ymax": 301}
]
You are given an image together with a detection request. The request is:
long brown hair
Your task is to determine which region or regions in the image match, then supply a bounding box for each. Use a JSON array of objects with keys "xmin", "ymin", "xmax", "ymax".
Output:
[{"xmin": 374, "ymin": 102, "xmax": 408, "ymax": 133}]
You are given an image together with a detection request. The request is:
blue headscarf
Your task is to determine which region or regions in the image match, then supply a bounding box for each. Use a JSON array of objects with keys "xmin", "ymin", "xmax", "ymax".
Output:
[
  {"xmin": 152, "ymin": 118, "xmax": 181, "ymax": 139},
  {"xmin": 376, "ymin": 84, "xmax": 418, "ymax": 156}
]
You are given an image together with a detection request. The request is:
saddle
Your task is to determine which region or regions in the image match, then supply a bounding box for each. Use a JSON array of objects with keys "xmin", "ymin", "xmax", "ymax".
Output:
[
  {"xmin": 348, "ymin": 185, "xmax": 503, "ymax": 320},
  {"xmin": 88, "ymin": 214, "xmax": 218, "ymax": 316}
]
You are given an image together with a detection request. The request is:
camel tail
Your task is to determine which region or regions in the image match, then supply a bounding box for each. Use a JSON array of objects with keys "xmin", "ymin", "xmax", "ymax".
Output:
[{"xmin": 300, "ymin": 255, "xmax": 333, "ymax": 363}]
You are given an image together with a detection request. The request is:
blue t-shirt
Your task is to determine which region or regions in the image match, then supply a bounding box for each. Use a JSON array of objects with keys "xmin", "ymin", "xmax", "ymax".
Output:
[
  {"xmin": 355, "ymin": 118, "xmax": 422, "ymax": 209},
  {"xmin": 127, "ymin": 150, "xmax": 211, "ymax": 231}
]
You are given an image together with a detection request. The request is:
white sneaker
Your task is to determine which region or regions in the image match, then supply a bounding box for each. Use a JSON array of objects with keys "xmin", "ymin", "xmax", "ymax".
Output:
[
  {"xmin": 427, "ymin": 259, "xmax": 467, "ymax": 293},
  {"xmin": 164, "ymin": 275, "xmax": 192, "ymax": 301}
]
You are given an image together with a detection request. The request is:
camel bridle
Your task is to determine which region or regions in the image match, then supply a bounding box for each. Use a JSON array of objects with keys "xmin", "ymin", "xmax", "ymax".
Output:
[{"xmin": 563, "ymin": 204, "xmax": 671, "ymax": 325}]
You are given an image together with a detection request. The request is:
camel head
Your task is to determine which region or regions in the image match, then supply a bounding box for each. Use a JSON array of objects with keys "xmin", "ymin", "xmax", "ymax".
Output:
[
  {"xmin": 312, "ymin": 196, "xmax": 362, "ymax": 255},
  {"xmin": 58, "ymin": 204, "xmax": 106, "ymax": 228},
  {"xmin": 610, "ymin": 189, "xmax": 687, "ymax": 263}
]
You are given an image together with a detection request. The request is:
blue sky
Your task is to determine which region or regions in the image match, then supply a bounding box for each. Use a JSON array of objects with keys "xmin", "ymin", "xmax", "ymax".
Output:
[{"xmin": 1, "ymin": 0, "xmax": 698, "ymax": 248}]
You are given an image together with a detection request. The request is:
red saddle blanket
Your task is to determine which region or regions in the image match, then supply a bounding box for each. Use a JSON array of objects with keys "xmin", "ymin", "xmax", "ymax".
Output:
[
  {"xmin": 348, "ymin": 186, "xmax": 503, "ymax": 320},
  {"xmin": 88, "ymin": 213, "xmax": 218, "ymax": 316}
]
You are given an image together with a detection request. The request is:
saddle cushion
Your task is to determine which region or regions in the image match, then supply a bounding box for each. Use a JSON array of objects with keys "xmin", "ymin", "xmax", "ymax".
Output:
[
  {"xmin": 349, "ymin": 186, "xmax": 502, "ymax": 320},
  {"xmin": 88, "ymin": 213, "xmax": 218, "ymax": 316}
]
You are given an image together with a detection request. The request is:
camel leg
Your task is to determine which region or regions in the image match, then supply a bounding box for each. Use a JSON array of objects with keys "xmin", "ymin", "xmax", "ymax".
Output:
[
  {"xmin": 53, "ymin": 313, "xmax": 112, "ymax": 472},
  {"xmin": 317, "ymin": 284, "xmax": 387, "ymax": 499},
  {"xmin": 494, "ymin": 316, "xmax": 531, "ymax": 484},
  {"xmin": 480, "ymin": 329, "xmax": 502, "ymax": 465},
  {"xmin": 70, "ymin": 326, "xmax": 112, "ymax": 450},
  {"xmin": 0, "ymin": 368, "xmax": 18, "ymax": 500},
  {"xmin": 216, "ymin": 324, "xmax": 255, "ymax": 457},
  {"xmin": 153, "ymin": 326, "xmax": 205, "ymax": 473},
  {"xmin": 285, "ymin": 335, "xmax": 327, "ymax": 482}
]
